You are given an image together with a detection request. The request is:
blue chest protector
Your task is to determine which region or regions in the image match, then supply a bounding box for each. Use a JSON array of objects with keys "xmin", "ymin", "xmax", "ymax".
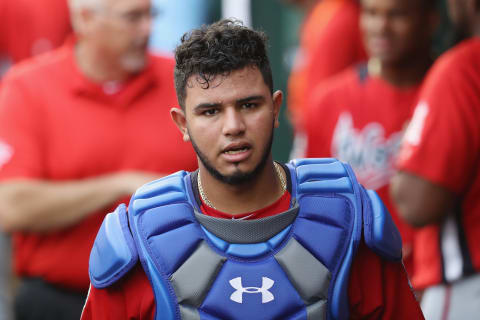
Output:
[{"xmin": 89, "ymin": 158, "xmax": 402, "ymax": 320}]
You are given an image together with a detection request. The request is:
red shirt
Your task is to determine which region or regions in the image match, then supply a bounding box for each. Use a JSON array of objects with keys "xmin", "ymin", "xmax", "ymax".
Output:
[
  {"xmin": 0, "ymin": 0, "xmax": 71, "ymax": 63},
  {"xmin": 288, "ymin": 0, "xmax": 367, "ymax": 129},
  {"xmin": 0, "ymin": 42, "xmax": 198, "ymax": 291},
  {"xmin": 303, "ymin": 66, "xmax": 420, "ymax": 274},
  {"xmin": 397, "ymin": 38, "xmax": 480, "ymax": 289},
  {"xmin": 81, "ymin": 185, "xmax": 423, "ymax": 319}
]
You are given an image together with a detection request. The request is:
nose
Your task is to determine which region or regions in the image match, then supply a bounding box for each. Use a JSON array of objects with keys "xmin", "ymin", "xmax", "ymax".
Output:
[
  {"xmin": 372, "ymin": 14, "xmax": 390, "ymax": 33},
  {"xmin": 222, "ymin": 107, "xmax": 246, "ymax": 137},
  {"xmin": 139, "ymin": 14, "xmax": 152, "ymax": 38}
]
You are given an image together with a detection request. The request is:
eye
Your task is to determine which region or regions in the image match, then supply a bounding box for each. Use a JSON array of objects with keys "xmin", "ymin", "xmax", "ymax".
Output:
[
  {"xmin": 122, "ymin": 11, "xmax": 143, "ymax": 23},
  {"xmin": 242, "ymin": 102, "xmax": 257, "ymax": 110},
  {"xmin": 202, "ymin": 108, "xmax": 219, "ymax": 116}
]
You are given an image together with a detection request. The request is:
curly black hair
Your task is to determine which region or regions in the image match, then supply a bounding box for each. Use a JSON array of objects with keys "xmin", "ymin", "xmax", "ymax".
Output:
[{"xmin": 174, "ymin": 19, "xmax": 273, "ymax": 109}]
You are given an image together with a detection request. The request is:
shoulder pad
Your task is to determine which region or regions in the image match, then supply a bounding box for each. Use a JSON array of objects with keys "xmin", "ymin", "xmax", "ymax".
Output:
[
  {"xmin": 89, "ymin": 204, "xmax": 138, "ymax": 288},
  {"xmin": 362, "ymin": 188, "xmax": 402, "ymax": 261}
]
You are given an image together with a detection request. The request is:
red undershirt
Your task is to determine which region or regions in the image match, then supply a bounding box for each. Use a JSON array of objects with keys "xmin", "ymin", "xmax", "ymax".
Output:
[{"xmin": 200, "ymin": 189, "xmax": 292, "ymax": 220}]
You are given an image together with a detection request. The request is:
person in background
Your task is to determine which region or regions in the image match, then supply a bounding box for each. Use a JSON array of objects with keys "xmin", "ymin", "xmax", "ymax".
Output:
[
  {"xmin": 0, "ymin": 0, "xmax": 197, "ymax": 318},
  {"xmin": 300, "ymin": 0, "xmax": 438, "ymax": 275},
  {"xmin": 0, "ymin": 1, "xmax": 72, "ymax": 319},
  {"xmin": 81, "ymin": 19, "xmax": 423, "ymax": 320},
  {"xmin": 391, "ymin": 0, "xmax": 480, "ymax": 318},
  {"xmin": 0, "ymin": 0, "xmax": 71, "ymax": 75},
  {"xmin": 287, "ymin": 0, "xmax": 367, "ymax": 139}
]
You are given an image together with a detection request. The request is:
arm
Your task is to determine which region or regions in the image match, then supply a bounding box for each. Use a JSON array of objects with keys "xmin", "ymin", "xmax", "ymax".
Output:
[
  {"xmin": 81, "ymin": 263, "xmax": 155, "ymax": 320},
  {"xmin": 348, "ymin": 241, "xmax": 424, "ymax": 319},
  {"xmin": 391, "ymin": 53, "xmax": 480, "ymax": 229},
  {"xmin": 0, "ymin": 73, "xmax": 162, "ymax": 233},
  {"xmin": 390, "ymin": 171, "xmax": 456, "ymax": 228},
  {"xmin": 0, "ymin": 171, "xmax": 160, "ymax": 233}
]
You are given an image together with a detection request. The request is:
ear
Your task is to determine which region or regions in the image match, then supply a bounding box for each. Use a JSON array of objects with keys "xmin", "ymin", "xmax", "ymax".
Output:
[
  {"xmin": 272, "ymin": 90, "xmax": 283, "ymax": 129},
  {"xmin": 170, "ymin": 107, "xmax": 190, "ymax": 142}
]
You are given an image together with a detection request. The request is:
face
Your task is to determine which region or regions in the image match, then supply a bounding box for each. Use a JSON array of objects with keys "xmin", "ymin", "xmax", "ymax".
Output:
[
  {"xmin": 360, "ymin": 0, "xmax": 434, "ymax": 66},
  {"xmin": 171, "ymin": 66, "xmax": 283, "ymax": 185},
  {"xmin": 84, "ymin": 0, "xmax": 153, "ymax": 73}
]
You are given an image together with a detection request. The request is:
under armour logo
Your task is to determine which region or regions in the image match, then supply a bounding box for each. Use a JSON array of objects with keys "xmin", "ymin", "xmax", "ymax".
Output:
[{"xmin": 229, "ymin": 277, "xmax": 275, "ymax": 304}]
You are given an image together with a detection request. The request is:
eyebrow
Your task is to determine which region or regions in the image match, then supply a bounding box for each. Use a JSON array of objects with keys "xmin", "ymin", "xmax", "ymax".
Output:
[
  {"xmin": 194, "ymin": 95, "xmax": 266, "ymax": 111},
  {"xmin": 237, "ymin": 95, "xmax": 266, "ymax": 105},
  {"xmin": 194, "ymin": 102, "xmax": 221, "ymax": 111}
]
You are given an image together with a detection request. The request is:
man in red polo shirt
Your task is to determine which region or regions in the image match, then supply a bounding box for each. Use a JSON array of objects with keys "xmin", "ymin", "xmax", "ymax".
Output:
[
  {"xmin": 300, "ymin": 0, "xmax": 438, "ymax": 275},
  {"xmin": 391, "ymin": 0, "xmax": 480, "ymax": 318},
  {"xmin": 0, "ymin": 0, "xmax": 197, "ymax": 318},
  {"xmin": 0, "ymin": 1, "xmax": 72, "ymax": 317},
  {"xmin": 81, "ymin": 19, "xmax": 423, "ymax": 320}
]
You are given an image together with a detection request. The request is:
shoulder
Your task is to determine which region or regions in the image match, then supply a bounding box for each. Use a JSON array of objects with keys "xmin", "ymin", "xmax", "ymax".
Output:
[
  {"xmin": 424, "ymin": 38, "xmax": 480, "ymax": 91},
  {"xmin": 348, "ymin": 241, "xmax": 423, "ymax": 319},
  {"xmin": 89, "ymin": 204, "xmax": 138, "ymax": 289},
  {"xmin": 437, "ymin": 38, "xmax": 480, "ymax": 69},
  {"xmin": 82, "ymin": 262, "xmax": 155, "ymax": 320},
  {"xmin": 147, "ymin": 52, "xmax": 175, "ymax": 75},
  {"xmin": 145, "ymin": 52, "xmax": 176, "ymax": 91},
  {"xmin": 2, "ymin": 45, "xmax": 70, "ymax": 85},
  {"xmin": 308, "ymin": 65, "xmax": 366, "ymax": 114}
]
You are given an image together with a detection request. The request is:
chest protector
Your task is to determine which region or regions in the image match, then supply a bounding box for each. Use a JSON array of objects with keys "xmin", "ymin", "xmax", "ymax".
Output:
[{"xmin": 89, "ymin": 158, "xmax": 402, "ymax": 320}]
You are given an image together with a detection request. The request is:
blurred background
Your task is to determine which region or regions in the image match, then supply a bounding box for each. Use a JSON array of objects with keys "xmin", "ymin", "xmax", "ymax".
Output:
[
  {"xmin": 0, "ymin": 0, "xmax": 454, "ymax": 163},
  {"xmin": 0, "ymin": 0, "xmax": 461, "ymax": 319},
  {"xmin": 146, "ymin": 0, "xmax": 453, "ymax": 162}
]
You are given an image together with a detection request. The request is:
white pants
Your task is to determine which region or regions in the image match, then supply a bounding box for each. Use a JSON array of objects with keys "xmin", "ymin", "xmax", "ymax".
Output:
[{"xmin": 421, "ymin": 273, "xmax": 480, "ymax": 320}]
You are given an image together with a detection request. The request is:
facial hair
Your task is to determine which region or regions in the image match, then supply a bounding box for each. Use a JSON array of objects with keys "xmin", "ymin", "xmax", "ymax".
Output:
[{"xmin": 189, "ymin": 121, "xmax": 275, "ymax": 186}]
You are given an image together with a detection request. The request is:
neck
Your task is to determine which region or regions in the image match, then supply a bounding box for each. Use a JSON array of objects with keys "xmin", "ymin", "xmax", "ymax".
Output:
[
  {"xmin": 374, "ymin": 53, "xmax": 432, "ymax": 87},
  {"xmin": 198, "ymin": 160, "xmax": 285, "ymax": 215},
  {"xmin": 75, "ymin": 41, "xmax": 130, "ymax": 83}
]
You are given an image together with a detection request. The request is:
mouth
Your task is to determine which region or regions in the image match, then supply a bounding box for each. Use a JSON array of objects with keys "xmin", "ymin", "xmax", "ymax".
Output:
[
  {"xmin": 369, "ymin": 37, "xmax": 393, "ymax": 52},
  {"xmin": 223, "ymin": 146, "xmax": 250, "ymax": 155},
  {"xmin": 221, "ymin": 143, "xmax": 252, "ymax": 162}
]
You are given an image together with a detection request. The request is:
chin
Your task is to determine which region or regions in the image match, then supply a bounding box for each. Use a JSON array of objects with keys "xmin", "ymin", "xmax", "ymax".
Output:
[{"xmin": 121, "ymin": 55, "xmax": 147, "ymax": 73}]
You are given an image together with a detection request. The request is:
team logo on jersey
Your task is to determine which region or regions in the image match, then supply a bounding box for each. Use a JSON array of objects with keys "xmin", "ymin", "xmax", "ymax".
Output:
[
  {"xmin": 331, "ymin": 112, "xmax": 403, "ymax": 190},
  {"xmin": 229, "ymin": 277, "xmax": 275, "ymax": 304},
  {"xmin": 0, "ymin": 140, "xmax": 13, "ymax": 170},
  {"xmin": 397, "ymin": 102, "xmax": 429, "ymax": 163},
  {"xmin": 403, "ymin": 101, "xmax": 429, "ymax": 147}
]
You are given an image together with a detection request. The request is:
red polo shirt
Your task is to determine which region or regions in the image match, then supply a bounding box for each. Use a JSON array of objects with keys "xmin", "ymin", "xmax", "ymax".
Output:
[{"xmin": 0, "ymin": 42, "xmax": 198, "ymax": 291}]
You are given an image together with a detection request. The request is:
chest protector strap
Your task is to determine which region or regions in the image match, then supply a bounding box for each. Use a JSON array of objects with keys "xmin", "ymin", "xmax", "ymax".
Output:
[{"xmin": 89, "ymin": 159, "xmax": 402, "ymax": 320}]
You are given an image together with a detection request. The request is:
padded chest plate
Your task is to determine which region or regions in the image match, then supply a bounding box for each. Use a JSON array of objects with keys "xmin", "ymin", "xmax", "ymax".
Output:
[{"xmin": 89, "ymin": 158, "xmax": 402, "ymax": 320}]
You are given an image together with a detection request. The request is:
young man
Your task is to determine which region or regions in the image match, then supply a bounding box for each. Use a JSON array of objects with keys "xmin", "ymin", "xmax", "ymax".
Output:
[
  {"xmin": 0, "ymin": 0, "xmax": 197, "ymax": 318},
  {"xmin": 299, "ymin": 0, "xmax": 438, "ymax": 274},
  {"xmin": 391, "ymin": 0, "xmax": 480, "ymax": 318},
  {"xmin": 82, "ymin": 19, "xmax": 423, "ymax": 319},
  {"xmin": 286, "ymin": 0, "xmax": 367, "ymax": 130}
]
